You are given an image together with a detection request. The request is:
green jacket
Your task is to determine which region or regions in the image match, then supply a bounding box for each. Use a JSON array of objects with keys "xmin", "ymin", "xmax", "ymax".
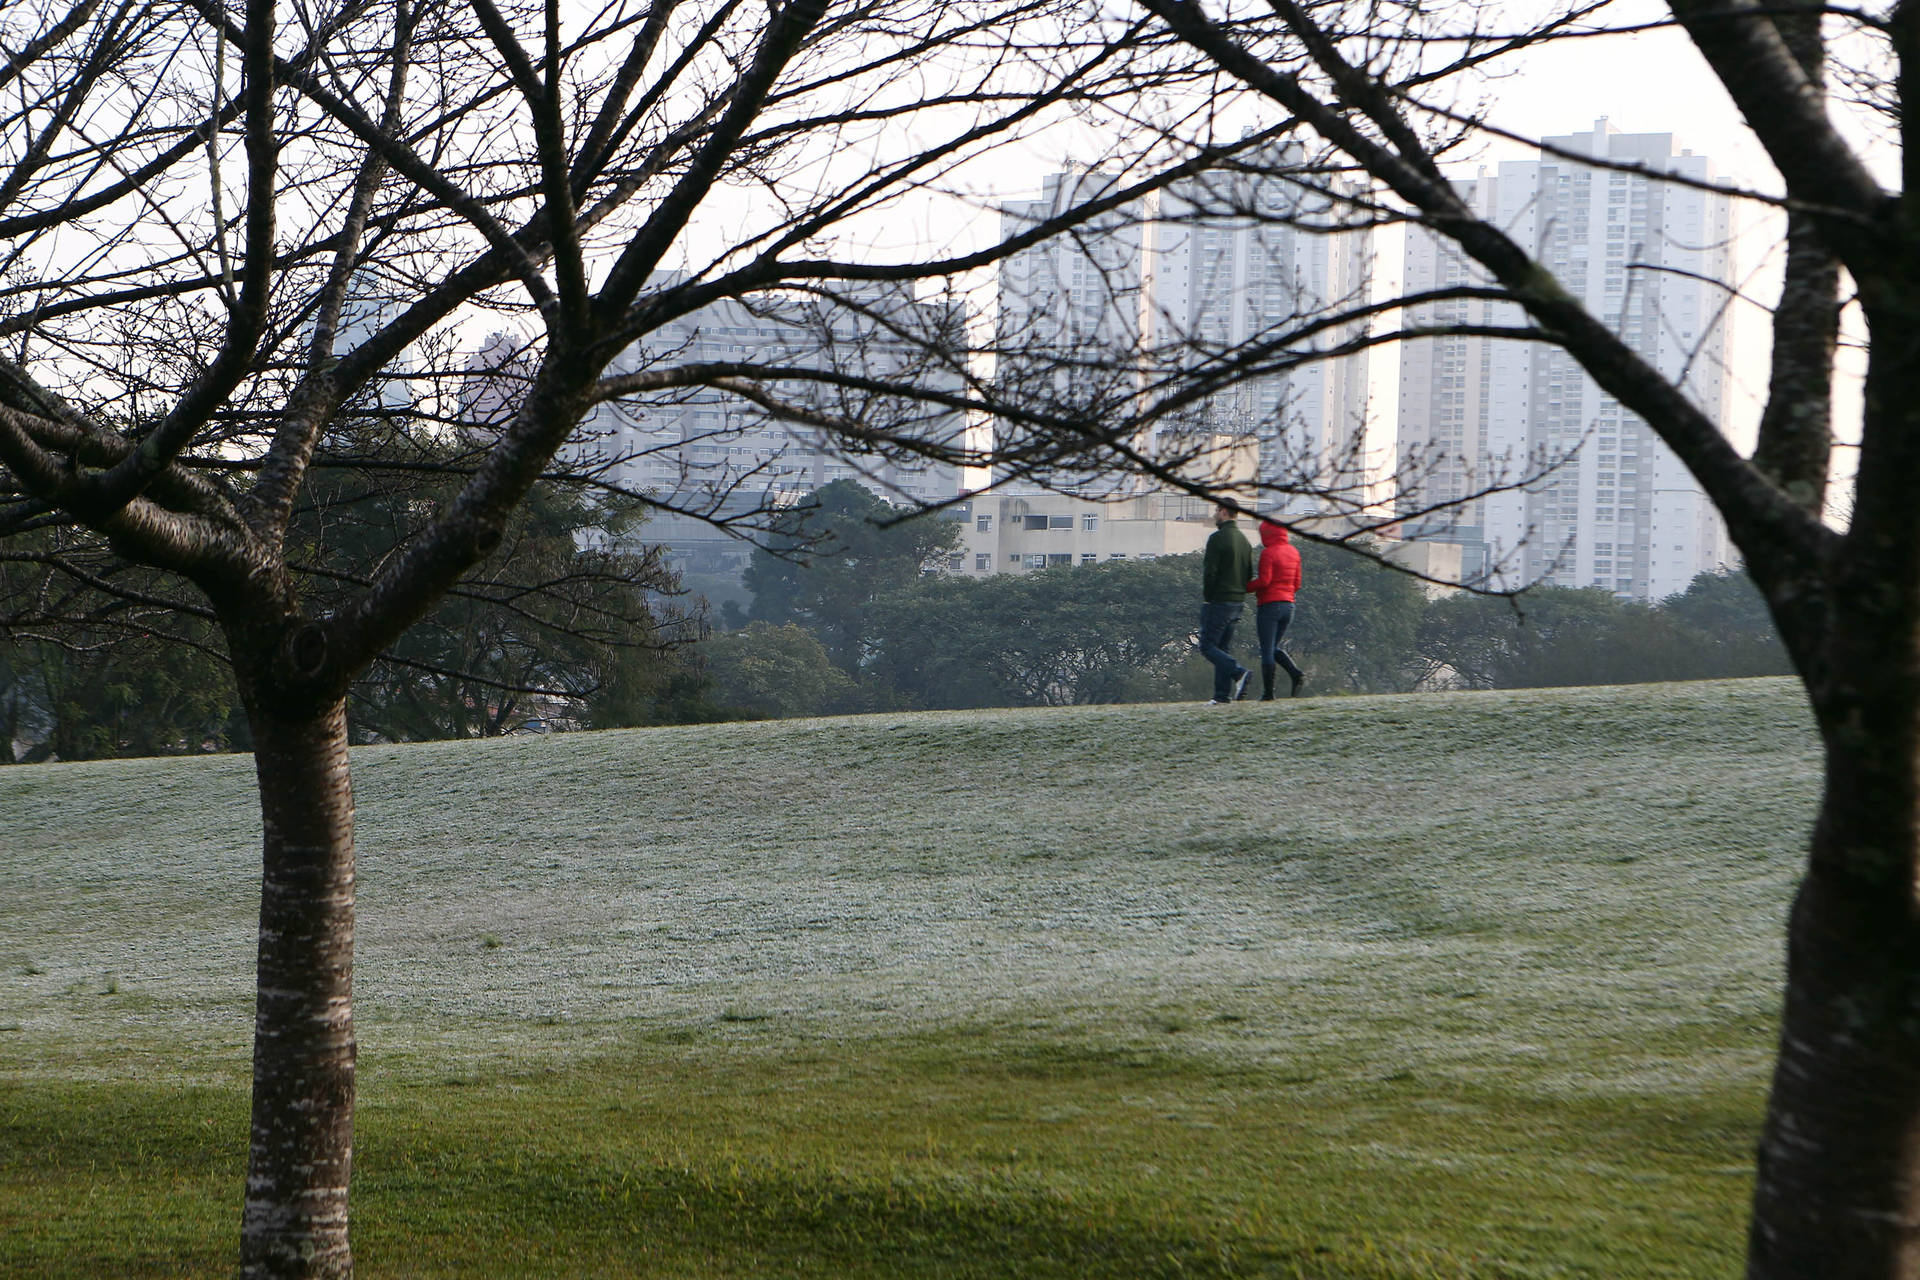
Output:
[{"xmin": 1202, "ymin": 521, "xmax": 1255, "ymax": 603}]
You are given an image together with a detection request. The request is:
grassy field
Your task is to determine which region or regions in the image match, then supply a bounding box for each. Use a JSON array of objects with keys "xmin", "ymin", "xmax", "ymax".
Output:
[{"xmin": 1, "ymin": 678, "xmax": 1819, "ymax": 1277}]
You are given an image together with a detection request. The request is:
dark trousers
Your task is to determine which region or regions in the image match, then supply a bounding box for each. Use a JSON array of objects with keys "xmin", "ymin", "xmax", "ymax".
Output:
[
  {"xmin": 1197, "ymin": 601, "xmax": 1247, "ymax": 700},
  {"xmin": 1256, "ymin": 601, "xmax": 1305, "ymax": 681}
]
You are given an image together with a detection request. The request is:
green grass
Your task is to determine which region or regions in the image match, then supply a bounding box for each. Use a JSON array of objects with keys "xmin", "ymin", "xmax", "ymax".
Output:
[{"xmin": 0, "ymin": 679, "xmax": 1818, "ymax": 1276}]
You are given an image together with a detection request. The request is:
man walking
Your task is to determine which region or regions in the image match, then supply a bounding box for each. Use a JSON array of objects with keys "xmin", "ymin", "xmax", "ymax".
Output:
[{"xmin": 1197, "ymin": 504, "xmax": 1255, "ymax": 704}]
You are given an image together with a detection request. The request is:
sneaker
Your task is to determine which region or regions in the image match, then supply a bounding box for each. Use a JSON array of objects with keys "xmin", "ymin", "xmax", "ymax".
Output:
[
  {"xmin": 1204, "ymin": 698, "xmax": 1229, "ymax": 706},
  {"xmin": 1290, "ymin": 672, "xmax": 1306, "ymax": 697},
  {"xmin": 1231, "ymin": 668, "xmax": 1251, "ymax": 701}
]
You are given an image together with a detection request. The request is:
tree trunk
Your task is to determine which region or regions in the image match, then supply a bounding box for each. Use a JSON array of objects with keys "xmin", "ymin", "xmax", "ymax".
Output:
[
  {"xmin": 240, "ymin": 697, "xmax": 358, "ymax": 1280},
  {"xmin": 1749, "ymin": 602, "xmax": 1920, "ymax": 1277}
]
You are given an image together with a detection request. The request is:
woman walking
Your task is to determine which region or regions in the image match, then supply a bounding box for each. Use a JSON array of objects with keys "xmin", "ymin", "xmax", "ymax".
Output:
[{"xmin": 1247, "ymin": 520, "xmax": 1307, "ymax": 699}]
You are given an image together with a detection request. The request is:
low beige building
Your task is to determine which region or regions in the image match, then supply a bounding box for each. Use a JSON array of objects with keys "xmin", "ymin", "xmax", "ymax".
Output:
[
  {"xmin": 943, "ymin": 490, "xmax": 1470, "ymax": 595},
  {"xmin": 946, "ymin": 491, "xmax": 1219, "ymax": 575}
]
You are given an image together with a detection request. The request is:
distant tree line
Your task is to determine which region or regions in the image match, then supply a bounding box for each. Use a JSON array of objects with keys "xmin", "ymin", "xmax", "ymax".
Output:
[
  {"xmin": 0, "ymin": 427, "xmax": 723, "ymax": 763},
  {"xmin": 705, "ymin": 481, "xmax": 1792, "ymax": 718},
  {"xmin": 1415, "ymin": 569, "xmax": 1790, "ymax": 691},
  {"xmin": 2, "ymin": 475, "xmax": 1792, "ymax": 758}
]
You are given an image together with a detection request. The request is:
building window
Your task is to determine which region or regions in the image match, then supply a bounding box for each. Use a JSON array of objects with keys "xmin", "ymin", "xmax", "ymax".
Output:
[
  {"xmin": 1008, "ymin": 553, "xmax": 1021, "ymax": 564},
  {"xmin": 1024, "ymin": 514, "xmax": 1049, "ymax": 531},
  {"xmin": 1081, "ymin": 553, "xmax": 1098, "ymax": 565},
  {"xmin": 1082, "ymin": 514, "xmax": 1099, "ymax": 531},
  {"xmin": 1109, "ymin": 553, "xmax": 1126, "ymax": 560},
  {"xmin": 976, "ymin": 516, "xmax": 992, "ymax": 532},
  {"xmin": 1049, "ymin": 515, "xmax": 1073, "ymax": 530},
  {"xmin": 1026, "ymin": 554, "xmax": 1047, "ymax": 569},
  {"xmin": 976, "ymin": 553, "xmax": 990, "ymax": 571},
  {"xmin": 1048, "ymin": 553, "xmax": 1072, "ymax": 566}
]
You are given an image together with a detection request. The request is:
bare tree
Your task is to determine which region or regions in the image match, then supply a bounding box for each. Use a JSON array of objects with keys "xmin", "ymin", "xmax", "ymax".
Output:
[
  {"xmin": 14, "ymin": 0, "xmax": 1875, "ymax": 1271},
  {"xmin": 0, "ymin": 0, "xmax": 1258, "ymax": 1274},
  {"xmin": 1090, "ymin": 0, "xmax": 1916, "ymax": 1271}
]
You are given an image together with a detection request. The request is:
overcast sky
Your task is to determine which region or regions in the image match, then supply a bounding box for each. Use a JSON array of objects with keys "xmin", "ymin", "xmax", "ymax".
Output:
[{"xmin": 672, "ymin": 0, "xmax": 1874, "ymax": 501}]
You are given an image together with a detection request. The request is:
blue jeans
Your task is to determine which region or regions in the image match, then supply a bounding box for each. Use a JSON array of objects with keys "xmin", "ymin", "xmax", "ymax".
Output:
[
  {"xmin": 1197, "ymin": 601, "xmax": 1247, "ymax": 700},
  {"xmin": 1256, "ymin": 601, "xmax": 1305, "ymax": 681}
]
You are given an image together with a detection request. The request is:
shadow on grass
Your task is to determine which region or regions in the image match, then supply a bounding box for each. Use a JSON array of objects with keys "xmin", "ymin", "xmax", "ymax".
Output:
[
  {"xmin": 354, "ymin": 1151, "xmax": 1466, "ymax": 1280},
  {"xmin": 5, "ymin": 1075, "xmax": 1539, "ymax": 1280}
]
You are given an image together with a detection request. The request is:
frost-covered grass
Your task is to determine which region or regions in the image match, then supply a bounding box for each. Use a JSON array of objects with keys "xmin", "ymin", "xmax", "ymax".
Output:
[{"xmin": 1, "ymin": 678, "xmax": 1817, "ymax": 1277}]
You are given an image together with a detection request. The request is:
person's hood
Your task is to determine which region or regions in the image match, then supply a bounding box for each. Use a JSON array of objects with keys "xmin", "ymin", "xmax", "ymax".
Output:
[{"xmin": 1260, "ymin": 521, "xmax": 1292, "ymax": 547}]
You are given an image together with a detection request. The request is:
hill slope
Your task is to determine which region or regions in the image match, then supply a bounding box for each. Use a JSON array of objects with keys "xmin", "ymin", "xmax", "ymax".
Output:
[
  {"xmin": 7, "ymin": 678, "xmax": 1815, "ymax": 1081},
  {"xmin": 2, "ymin": 678, "xmax": 1820, "ymax": 1277}
]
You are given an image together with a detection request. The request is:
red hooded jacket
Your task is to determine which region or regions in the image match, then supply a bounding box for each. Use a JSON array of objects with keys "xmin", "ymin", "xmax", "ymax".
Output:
[{"xmin": 1247, "ymin": 522, "xmax": 1302, "ymax": 603}]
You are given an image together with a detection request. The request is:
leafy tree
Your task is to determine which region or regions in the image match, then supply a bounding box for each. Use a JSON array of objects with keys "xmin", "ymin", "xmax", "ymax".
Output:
[
  {"xmin": 289, "ymin": 432, "xmax": 691, "ymax": 743},
  {"xmin": 743, "ymin": 480, "xmax": 963, "ymax": 672},
  {"xmin": 0, "ymin": 641, "xmax": 38, "ymax": 762},
  {"xmin": 0, "ymin": 544, "xmax": 239, "ymax": 761},
  {"xmin": 585, "ymin": 644, "xmax": 743, "ymax": 728},
  {"xmin": 704, "ymin": 621, "xmax": 860, "ymax": 718},
  {"xmin": 1417, "ymin": 587, "xmax": 1633, "ymax": 690},
  {"xmin": 860, "ymin": 572, "xmax": 1026, "ymax": 707},
  {"xmin": 1288, "ymin": 539, "xmax": 1427, "ymax": 694},
  {"xmin": 0, "ymin": 443, "xmax": 695, "ymax": 755},
  {"xmin": 1, "ymin": 636, "xmax": 232, "ymax": 763},
  {"xmin": 868, "ymin": 554, "xmax": 1199, "ymax": 706},
  {"xmin": 1033, "ymin": 555, "xmax": 1213, "ymax": 703},
  {"xmin": 1660, "ymin": 570, "xmax": 1795, "ymax": 679},
  {"xmin": 1416, "ymin": 572, "xmax": 1794, "ymax": 691},
  {"xmin": 33, "ymin": 636, "xmax": 236, "ymax": 759}
]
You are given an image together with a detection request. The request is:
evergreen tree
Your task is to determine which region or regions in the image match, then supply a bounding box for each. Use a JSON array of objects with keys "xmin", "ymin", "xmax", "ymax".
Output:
[{"xmin": 743, "ymin": 480, "xmax": 962, "ymax": 672}]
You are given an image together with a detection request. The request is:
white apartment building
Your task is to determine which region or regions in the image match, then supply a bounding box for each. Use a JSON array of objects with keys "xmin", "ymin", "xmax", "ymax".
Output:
[
  {"xmin": 1399, "ymin": 120, "xmax": 1734, "ymax": 599},
  {"xmin": 558, "ymin": 279, "xmax": 967, "ymax": 584},
  {"xmin": 994, "ymin": 159, "xmax": 1372, "ymax": 510},
  {"xmin": 308, "ymin": 267, "xmax": 414, "ymax": 414},
  {"xmin": 1141, "ymin": 163, "xmax": 1372, "ymax": 516},
  {"xmin": 994, "ymin": 171, "xmax": 1150, "ymax": 495}
]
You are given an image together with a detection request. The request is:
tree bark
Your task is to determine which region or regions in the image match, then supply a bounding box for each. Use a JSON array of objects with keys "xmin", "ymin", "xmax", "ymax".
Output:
[
  {"xmin": 239, "ymin": 694, "xmax": 358, "ymax": 1280},
  {"xmin": 1750, "ymin": 661, "xmax": 1920, "ymax": 1276},
  {"xmin": 1749, "ymin": 291, "xmax": 1920, "ymax": 1272}
]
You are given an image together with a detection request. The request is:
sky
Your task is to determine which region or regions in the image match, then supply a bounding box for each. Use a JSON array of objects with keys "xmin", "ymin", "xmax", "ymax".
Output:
[
  {"xmin": 784, "ymin": 0, "xmax": 1865, "ymax": 464},
  {"xmin": 466, "ymin": 0, "xmax": 1891, "ymax": 511},
  {"xmin": 953, "ymin": 0, "xmax": 1881, "ymax": 497},
  {"xmin": 1471, "ymin": 2, "xmax": 1882, "ymax": 493}
]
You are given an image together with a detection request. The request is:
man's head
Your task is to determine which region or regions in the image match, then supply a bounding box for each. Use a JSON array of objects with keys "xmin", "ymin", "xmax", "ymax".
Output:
[{"xmin": 1213, "ymin": 504, "xmax": 1237, "ymax": 526}]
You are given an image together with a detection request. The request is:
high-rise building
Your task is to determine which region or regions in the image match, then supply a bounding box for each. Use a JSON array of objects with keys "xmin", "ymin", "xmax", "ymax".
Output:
[
  {"xmin": 1142, "ymin": 163, "xmax": 1372, "ymax": 517},
  {"xmin": 309, "ymin": 266, "xmax": 414, "ymax": 414},
  {"xmin": 1398, "ymin": 120, "xmax": 1734, "ymax": 598},
  {"xmin": 994, "ymin": 159, "xmax": 1372, "ymax": 511},
  {"xmin": 993, "ymin": 171, "xmax": 1151, "ymax": 495},
  {"xmin": 555, "ymin": 277, "xmax": 968, "ymax": 588}
]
